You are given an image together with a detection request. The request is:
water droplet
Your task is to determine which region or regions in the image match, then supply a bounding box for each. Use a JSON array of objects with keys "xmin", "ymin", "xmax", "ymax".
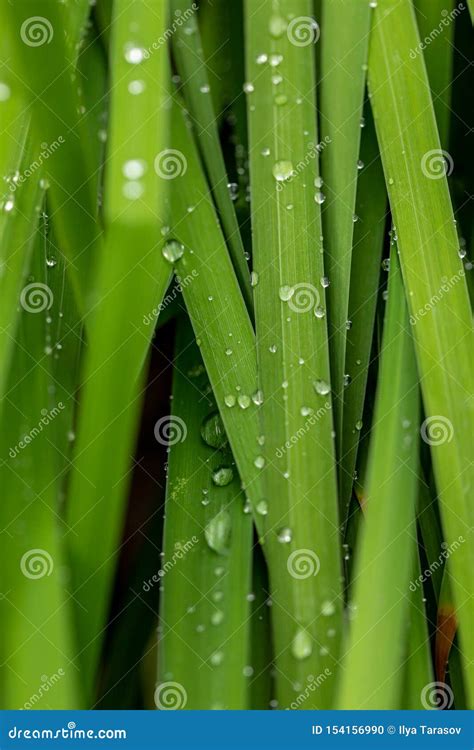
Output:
[
  {"xmin": 122, "ymin": 159, "xmax": 146, "ymax": 180},
  {"xmin": 3, "ymin": 197, "xmax": 14, "ymax": 213},
  {"xmin": 314, "ymin": 379, "xmax": 330, "ymax": 396},
  {"xmin": 272, "ymin": 160, "xmax": 294, "ymax": 182},
  {"xmin": 128, "ymin": 79, "xmax": 146, "ymax": 95},
  {"xmin": 210, "ymin": 651, "xmax": 225, "ymax": 666},
  {"xmin": 313, "ymin": 192, "xmax": 326, "ymax": 208},
  {"xmin": 211, "ymin": 610, "xmax": 224, "ymax": 625},
  {"xmin": 200, "ymin": 83, "xmax": 210, "ymax": 94},
  {"xmin": 343, "ymin": 374, "xmax": 352, "ymax": 387},
  {"xmin": 250, "ymin": 271, "xmax": 259, "ymax": 287},
  {"xmin": 271, "ymin": 74, "xmax": 283, "ymax": 85},
  {"xmin": 254, "ymin": 455, "xmax": 265, "ymax": 469},
  {"xmin": 279, "ymin": 285, "xmax": 294, "ymax": 301},
  {"xmin": 46, "ymin": 257, "xmax": 57, "ymax": 268},
  {"xmin": 314, "ymin": 176, "xmax": 323, "ymax": 189},
  {"xmin": 382, "ymin": 258, "xmax": 390, "ymax": 271},
  {"xmin": 269, "ymin": 15, "xmax": 287, "ymax": 37},
  {"xmin": 0, "ymin": 82, "xmax": 11, "ymax": 101},
  {"xmin": 369, "ymin": 0, "xmax": 378, "ymax": 7},
  {"xmin": 274, "ymin": 94, "xmax": 288, "ymax": 106},
  {"xmin": 212, "ymin": 466, "xmax": 234, "ymax": 487},
  {"xmin": 256, "ymin": 53, "xmax": 268, "ymax": 65},
  {"xmin": 256, "ymin": 499, "xmax": 268, "ymax": 515},
  {"xmin": 162, "ymin": 239, "xmax": 185, "ymax": 263},
  {"xmin": 357, "ymin": 159, "xmax": 364, "ymax": 170},
  {"xmin": 269, "ymin": 344, "xmax": 278, "ymax": 354},
  {"xmin": 292, "ymin": 629, "xmax": 312, "ymax": 660},
  {"xmin": 205, "ymin": 510, "xmax": 232, "ymax": 556},
  {"xmin": 252, "ymin": 390, "xmax": 264, "ymax": 405},
  {"xmin": 227, "ymin": 182, "xmax": 239, "ymax": 201},
  {"xmin": 39, "ymin": 177, "xmax": 50, "ymax": 190},
  {"xmin": 243, "ymin": 665, "xmax": 254, "ymax": 677},
  {"xmin": 314, "ymin": 306, "xmax": 326, "ymax": 319},
  {"xmin": 201, "ymin": 412, "xmax": 228, "ymax": 449},
  {"xmin": 321, "ymin": 600, "xmax": 335, "ymax": 616},
  {"xmin": 238, "ymin": 394, "xmax": 251, "ymax": 410},
  {"xmin": 277, "ymin": 527, "xmax": 292, "ymax": 543},
  {"xmin": 320, "ymin": 276, "xmax": 330, "ymax": 288},
  {"xmin": 300, "ymin": 406, "xmax": 312, "ymax": 417},
  {"xmin": 224, "ymin": 394, "xmax": 236, "ymax": 408},
  {"xmin": 243, "ymin": 82, "xmax": 255, "ymax": 94},
  {"xmin": 124, "ymin": 44, "xmax": 146, "ymax": 64},
  {"xmin": 269, "ymin": 54, "xmax": 283, "ymax": 67}
]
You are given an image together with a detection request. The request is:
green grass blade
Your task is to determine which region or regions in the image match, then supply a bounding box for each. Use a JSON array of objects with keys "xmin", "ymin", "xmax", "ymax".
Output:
[
  {"xmin": 0, "ymin": 102, "xmax": 44, "ymax": 404},
  {"xmin": 320, "ymin": 1, "xmax": 372, "ymax": 462},
  {"xmin": 158, "ymin": 319, "xmax": 253, "ymax": 709},
  {"xmin": 2, "ymin": 2, "xmax": 102, "ymax": 311},
  {"xmin": 401, "ymin": 559, "xmax": 434, "ymax": 709},
  {"xmin": 340, "ymin": 107, "xmax": 387, "ymax": 518},
  {"xmin": 66, "ymin": 0, "xmax": 171, "ymax": 697},
  {"xmin": 245, "ymin": 0, "xmax": 342, "ymax": 707},
  {"xmin": 337, "ymin": 249, "xmax": 419, "ymax": 710},
  {"xmin": 0, "ymin": 235, "xmax": 82, "ymax": 709},
  {"xmin": 169, "ymin": 101, "xmax": 263, "ymax": 523},
  {"xmin": 413, "ymin": 0, "xmax": 455, "ymax": 147},
  {"xmin": 368, "ymin": 0, "xmax": 474, "ymax": 703},
  {"xmin": 169, "ymin": 0, "xmax": 253, "ymax": 312}
]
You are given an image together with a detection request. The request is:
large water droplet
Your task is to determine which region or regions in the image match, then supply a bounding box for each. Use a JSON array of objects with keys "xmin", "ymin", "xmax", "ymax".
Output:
[
  {"xmin": 314, "ymin": 379, "xmax": 330, "ymax": 396},
  {"xmin": 212, "ymin": 466, "xmax": 234, "ymax": 487},
  {"xmin": 272, "ymin": 160, "xmax": 294, "ymax": 182},
  {"xmin": 201, "ymin": 412, "xmax": 228, "ymax": 449},
  {"xmin": 292, "ymin": 629, "xmax": 312, "ymax": 660},
  {"xmin": 205, "ymin": 510, "xmax": 232, "ymax": 556},
  {"xmin": 162, "ymin": 239, "xmax": 185, "ymax": 263}
]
